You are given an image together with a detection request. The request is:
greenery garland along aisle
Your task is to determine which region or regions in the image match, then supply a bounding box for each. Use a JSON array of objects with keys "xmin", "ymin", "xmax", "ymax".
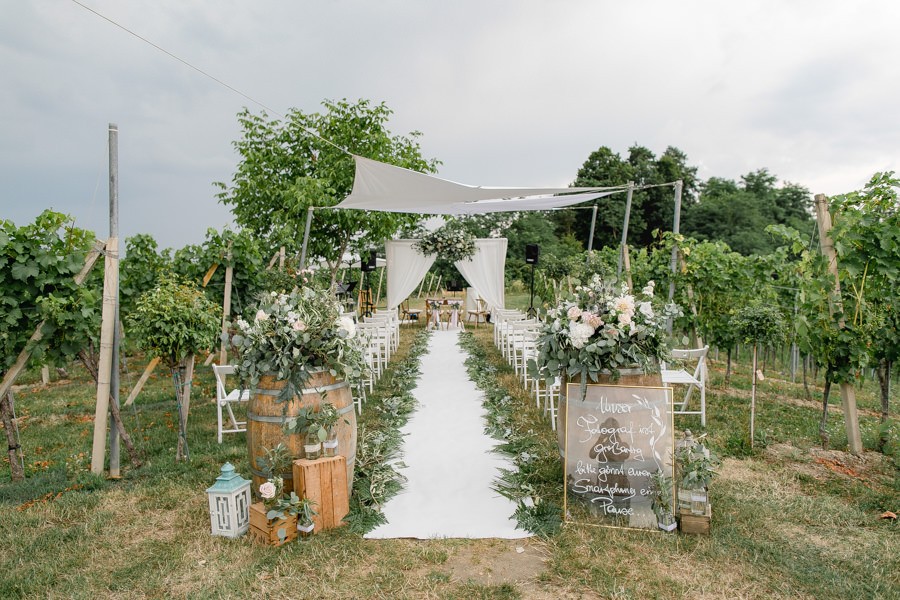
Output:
[
  {"xmin": 457, "ymin": 332, "xmax": 563, "ymax": 537},
  {"xmin": 345, "ymin": 330, "xmax": 430, "ymax": 534}
]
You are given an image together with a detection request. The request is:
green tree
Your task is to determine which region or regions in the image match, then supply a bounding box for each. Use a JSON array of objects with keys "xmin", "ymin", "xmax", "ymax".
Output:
[
  {"xmin": 120, "ymin": 234, "xmax": 172, "ymax": 318},
  {"xmin": 685, "ymin": 170, "xmax": 813, "ymax": 255},
  {"xmin": 128, "ymin": 274, "xmax": 221, "ymax": 461},
  {"xmin": 216, "ymin": 99, "xmax": 439, "ymax": 275},
  {"xmin": 562, "ymin": 144, "xmax": 699, "ymax": 251}
]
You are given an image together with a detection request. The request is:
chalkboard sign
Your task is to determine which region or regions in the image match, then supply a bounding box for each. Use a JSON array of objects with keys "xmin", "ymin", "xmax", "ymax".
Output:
[{"xmin": 563, "ymin": 383, "xmax": 674, "ymax": 530}]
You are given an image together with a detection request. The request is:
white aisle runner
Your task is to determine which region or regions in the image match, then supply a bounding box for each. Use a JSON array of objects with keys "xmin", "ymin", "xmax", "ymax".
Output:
[{"xmin": 365, "ymin": 329, "xmax": 530, "ymax": 539}]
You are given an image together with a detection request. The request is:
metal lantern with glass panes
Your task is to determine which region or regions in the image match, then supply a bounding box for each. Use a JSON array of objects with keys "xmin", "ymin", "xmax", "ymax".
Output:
[{"xmin": 206, "ymin": 462, "xmax": 251, "ymax": 538}]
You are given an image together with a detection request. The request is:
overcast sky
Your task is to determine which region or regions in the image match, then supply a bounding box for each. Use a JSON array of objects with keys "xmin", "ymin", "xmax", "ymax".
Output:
[{"xmin": 3, "ymin": 0, "xmax": 899, "ymax": 250}]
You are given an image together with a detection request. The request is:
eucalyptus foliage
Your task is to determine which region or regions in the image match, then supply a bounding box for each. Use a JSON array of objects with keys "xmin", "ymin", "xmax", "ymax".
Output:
[
  {"xmin": 530, "ymin": 275, "xmax": 680, "ymax": 388},
  {"xmin": 229, "ymin": 286, "xmax": 365, "ymax": 400},
  {"xmin": 413, "ymin": 223, "xmax": 476, "ymax": 263},
  {"xmin": 345, "ymin": 330, "xmax": 429, "ymax": 533},
  {"xmin": 459, "ymin": 332, "xmax": 562, "ymax": 537},
  {"xmin": 128, "ymin": 274, "xmax": 221, "ymax": 369}
]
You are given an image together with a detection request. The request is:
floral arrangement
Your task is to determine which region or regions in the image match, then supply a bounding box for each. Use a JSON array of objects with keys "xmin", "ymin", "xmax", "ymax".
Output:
[
  {"xmin": 230, "ymin": 285, "xmax": 367, "ymax": 400},
  {"xmin": 530, "ymin": 275, "xmax": 681, "ymax": 389},
  {"xmin": 414, "ymin": 225, "xmax": 476, "ymax": 263}
]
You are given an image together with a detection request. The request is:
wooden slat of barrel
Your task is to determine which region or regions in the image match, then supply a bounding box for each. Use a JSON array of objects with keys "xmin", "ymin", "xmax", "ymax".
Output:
[
  {"xmin": 556, "ymin": 369, "xmax": 663, "ymax": 455},
  {"xmin": 247, "ymin": 369, "xmax": 357, "ymax": 498}
]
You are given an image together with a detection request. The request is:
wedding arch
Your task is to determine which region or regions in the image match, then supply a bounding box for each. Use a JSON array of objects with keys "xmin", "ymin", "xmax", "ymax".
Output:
[{"xmin": 384, "ymin": 238, "xmax": 508, "ymax": 311}]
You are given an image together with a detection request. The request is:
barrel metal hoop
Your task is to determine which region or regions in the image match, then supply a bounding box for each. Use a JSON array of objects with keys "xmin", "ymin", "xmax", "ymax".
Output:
[
  {"xmin": 253, "ymin": 381, "xmax": 349, "ymax": 397},
  {"xmin": 247, "ymin": 412, "xmax": 289, "ymax": 424}
]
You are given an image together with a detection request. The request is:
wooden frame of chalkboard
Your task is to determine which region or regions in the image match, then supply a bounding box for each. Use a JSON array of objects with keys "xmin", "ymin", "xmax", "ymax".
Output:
[{"xmin": 563, "ymin": 383, "xmax": 675, "ymax": 531}]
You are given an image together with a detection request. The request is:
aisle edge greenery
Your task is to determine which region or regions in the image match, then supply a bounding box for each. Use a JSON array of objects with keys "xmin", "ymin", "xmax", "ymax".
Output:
[
  {"xmin": 344, "ymin": 329, "xmax": 430, "ymax": 534},
  {"xmin": 457, "ymin": 332, "xmax": 563, "ymax": 537}
]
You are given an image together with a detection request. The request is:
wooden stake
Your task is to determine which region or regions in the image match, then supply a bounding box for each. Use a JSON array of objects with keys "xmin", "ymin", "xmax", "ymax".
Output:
[
  {"xmin": 622, "ymin": 244, "xmax": 634, "ymax": 293},
  {"xmin": 202, "ymin": 263, "xmax": 219, "ymax": 287},
  {"xmin": 750, "ymin": 345, "xmax": 757, "ymax": 448},
  {"xmin": 219, "ymin": 244, "xmax": 234, "ymax": 365},
  {"xmin": 91, "ymin": 236, "xmax": 120, "ymax": 474},
  {"xmin": 279, "ymin": 246, "xmax": 286, "ymax": 270},
  {"xmin": 175, "ymin": 355, "xmax": 195, "ymax": 462},
  {"xmin": 1, "ymin": 390, "xmax": 24, "ymax": 481},
  {"xmin": 124, "ymin": 357, "xmax": 160, "ymax": 407},
  {"xmin": 41, "ymin": 366, "xmax": 50, "ymax": 385},
  {"xmin": 374, "ymin": 266, "xmax": 385, "ymax": 308},
  {"xmin": 815, "ymin": 194, "xmax": 862, "ymax": 455}
]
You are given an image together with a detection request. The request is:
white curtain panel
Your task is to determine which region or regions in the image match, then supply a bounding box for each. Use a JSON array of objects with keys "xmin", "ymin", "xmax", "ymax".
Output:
[
  {"xmin": 385, "ymin": 240, "xmax": 436, "ymax": 310},
  {"xmin": 455, "ymin": 238, "xmax": 507, "ymax": 311}
]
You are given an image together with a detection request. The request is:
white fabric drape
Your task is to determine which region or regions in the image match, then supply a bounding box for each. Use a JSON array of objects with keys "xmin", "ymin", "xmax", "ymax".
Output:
[
  {"xmin": 454, "ymin": 239, "xmax": 507, "ymax": 312},
  {"xmin": 385, "ymin": 240, "xmax": 436, "ymax": 310}
]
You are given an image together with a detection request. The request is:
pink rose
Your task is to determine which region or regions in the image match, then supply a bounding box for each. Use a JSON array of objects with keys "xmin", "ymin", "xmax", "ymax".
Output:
[{"xmin": 259, "ymin": 482, "xmax": 276, "ymax": 499}]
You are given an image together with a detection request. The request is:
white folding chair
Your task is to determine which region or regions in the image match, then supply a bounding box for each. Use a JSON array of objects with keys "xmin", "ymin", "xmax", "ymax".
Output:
[
  {"xmin": 661, "ymin": 346, "xmax": 709, "ymax": 426},
  {"xmin": 213, "ymin": 365, "xmax": 251, "ymax": 443}
]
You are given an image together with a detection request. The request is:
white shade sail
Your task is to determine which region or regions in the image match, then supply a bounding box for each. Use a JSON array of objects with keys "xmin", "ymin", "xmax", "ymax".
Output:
[{"xmin": 336, "ymin": 156, "xmax": 624, "ymax": 214}]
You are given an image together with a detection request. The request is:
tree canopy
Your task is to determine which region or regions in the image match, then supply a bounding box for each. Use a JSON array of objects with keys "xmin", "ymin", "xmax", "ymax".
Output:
[
  {"xmin": 215, "ymin": 99, "xmax": 440, "ymax": 270},
  {"xmin": 559, "ymin": 144, "xmax": 699, "ymax": 250},
  {"xmin": 683, "ymin": 169, "xmax": 813, "ymax": 255}
]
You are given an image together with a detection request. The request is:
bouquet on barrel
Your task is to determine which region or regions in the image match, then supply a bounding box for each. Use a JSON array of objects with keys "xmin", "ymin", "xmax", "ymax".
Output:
[
  {"xmin": 529, "ymin": 274, "xmax": 680, "ymax": 392},
  {"xmin": 228, "ymin": 284, "xmax": 367, "ymax": 400}
]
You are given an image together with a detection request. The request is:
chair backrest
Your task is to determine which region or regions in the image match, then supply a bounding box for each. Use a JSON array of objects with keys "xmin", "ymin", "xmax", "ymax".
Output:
[
  {"xmin": 667, "ymin": 346, "xmax": 709, "ymax": 380},
  {"xmin": 213, "ymin": 364, "xmax": 236, "ymax": 400}
]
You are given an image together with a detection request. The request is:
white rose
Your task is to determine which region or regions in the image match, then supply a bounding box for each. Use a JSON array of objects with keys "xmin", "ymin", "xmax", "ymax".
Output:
[
  {"xmin": 255, "ymin": 309, "xmax": 269, "ymax": 322},
  {"xmin": 638, "ymin": 302, "xmax": 654, "ymax": 319},
  {"xmin": 338, "ymin": 316, "xmax": 356, "ymax": 339},
  {"xmin": 613, "ymin": 295, "xmax": 635, "ymax": 315}
]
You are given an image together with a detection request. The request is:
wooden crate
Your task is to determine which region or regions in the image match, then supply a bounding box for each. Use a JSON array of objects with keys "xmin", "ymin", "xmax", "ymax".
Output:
[
  {"xmin": 293, "ymin": 456, "xmax": 349, "ymax": 532},
  {"xmin": 248, "ymin": 502, "xmax": 298, "ymax": 546},
  {"xmin": 678, "ymin": 502, "xmax": 712, "ymax": 535}
]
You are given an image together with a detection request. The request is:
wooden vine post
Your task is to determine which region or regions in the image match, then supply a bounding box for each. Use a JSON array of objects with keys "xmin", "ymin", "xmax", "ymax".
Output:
[
  {"xmin": 219, "ymin": 243, "xmax": 234, "ymax": 365},
  {"xmin": 814, "ymin": 194, "xmax": 862, "ymax": 456},
  {"xmin": 0, "ymin": 238, "xmax": 107, "ymax": 481}
]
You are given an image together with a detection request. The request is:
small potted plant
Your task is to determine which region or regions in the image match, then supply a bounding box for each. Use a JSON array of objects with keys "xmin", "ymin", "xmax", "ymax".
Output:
[
  {"xmin": 675, "ymin": 439, "xmax": 719, "ymax": 517},
  {"xmin": 650, "ymin": 470, "xmax": 677, "ymax": 532}
]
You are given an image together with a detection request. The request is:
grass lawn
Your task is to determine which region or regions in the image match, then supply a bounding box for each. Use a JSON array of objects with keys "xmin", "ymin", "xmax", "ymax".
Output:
[{"xmin": 1, "ymin": 322, "xmax": 897, "ymax": 599}]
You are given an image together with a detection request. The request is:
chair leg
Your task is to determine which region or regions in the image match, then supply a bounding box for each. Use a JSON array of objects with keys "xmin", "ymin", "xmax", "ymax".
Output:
[
  {"xmin": 216, "ymin": 403, "xmax": 223, "ymax": 444},
  {"xmin": 700, "ymin": 385, "xmax": 706, "ymax": 427}
]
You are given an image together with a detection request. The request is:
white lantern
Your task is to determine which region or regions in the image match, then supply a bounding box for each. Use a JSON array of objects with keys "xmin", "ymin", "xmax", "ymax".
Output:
[{"xmin": 206, "ymin": 462, "xmax": 251, "ymax": 538}]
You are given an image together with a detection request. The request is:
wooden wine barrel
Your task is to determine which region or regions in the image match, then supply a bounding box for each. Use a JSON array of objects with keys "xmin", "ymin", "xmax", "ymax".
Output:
[
  {"xmin": 247, "ymin": 369, "xmax": 357, "ymax": 497},
  {"xmin": 556, "ymin": 368, "xmax": 663, "ymax": 456}
]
